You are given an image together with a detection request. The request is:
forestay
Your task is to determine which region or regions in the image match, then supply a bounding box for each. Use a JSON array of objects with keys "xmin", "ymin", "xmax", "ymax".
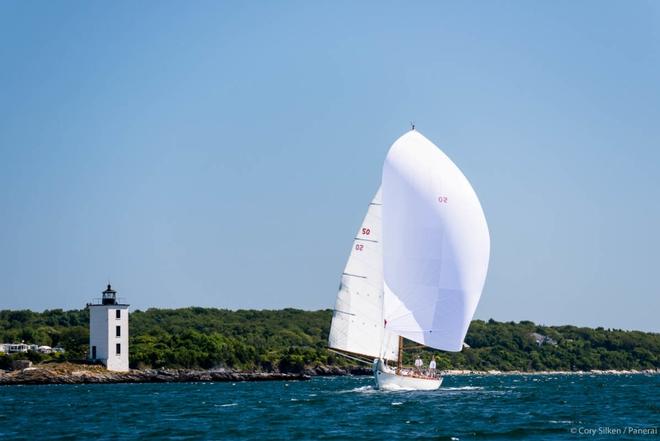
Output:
[
  {"xmin": 382, "ymin": 131, "xmax": 490, "ymax": 352},
  {"xmin": 328, "ymin": 188, "xmax": 399, "ymax": 361}
]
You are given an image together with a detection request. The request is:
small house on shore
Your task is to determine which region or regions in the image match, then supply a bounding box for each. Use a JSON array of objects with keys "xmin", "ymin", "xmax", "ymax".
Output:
[
  {"xmin": 3, "ymin": 343, "xmax": 29, "ymax": 353},
  {"xmin": 530, "ymin": 332, "xmax": 558, "ymax": 346},
  {"xmin": 0, "ymin": 343, "xmax": 65, "ymax": 354}
]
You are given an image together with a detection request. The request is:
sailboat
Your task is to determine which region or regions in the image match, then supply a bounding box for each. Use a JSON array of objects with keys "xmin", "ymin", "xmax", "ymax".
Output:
[{"xmin": 328, "ymin": 129, "xmax": 490, "ymax": 391}]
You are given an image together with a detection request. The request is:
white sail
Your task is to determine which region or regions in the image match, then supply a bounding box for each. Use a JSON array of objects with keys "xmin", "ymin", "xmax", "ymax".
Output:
[
  {"xmin": 328, "ymin": 188, "xmax": 399, "ymax": 361},
  {"xmin": 382, "ymin": 131, "xmax": 490, "ymax": 352}
]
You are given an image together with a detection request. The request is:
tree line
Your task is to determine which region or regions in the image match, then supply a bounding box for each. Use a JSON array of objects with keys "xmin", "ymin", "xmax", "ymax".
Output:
[{"xmin": 0, "ymin": 308, "xmax": 657, "ymax": 372}]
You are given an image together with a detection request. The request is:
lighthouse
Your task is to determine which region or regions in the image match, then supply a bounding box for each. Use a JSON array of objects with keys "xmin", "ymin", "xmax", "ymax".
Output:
[{"xmin": 88, "ymin": 284, "xmax": 129, "ymax": 372}]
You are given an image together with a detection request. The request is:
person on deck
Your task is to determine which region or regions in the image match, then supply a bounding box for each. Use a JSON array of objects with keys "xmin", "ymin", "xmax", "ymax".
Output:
[
  {"xmin": 414, "ymin": 356, "xmax": 423, "ymax": 374},
  {"xmin": 429, "ymin": 356, "xmax": 437, "ymax": 377}
]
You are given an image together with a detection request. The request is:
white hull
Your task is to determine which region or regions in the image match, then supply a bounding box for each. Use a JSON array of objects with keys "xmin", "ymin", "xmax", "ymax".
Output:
[{"xmin": 373, "ymin": 359, "xmax": 442, "ymax": 391}]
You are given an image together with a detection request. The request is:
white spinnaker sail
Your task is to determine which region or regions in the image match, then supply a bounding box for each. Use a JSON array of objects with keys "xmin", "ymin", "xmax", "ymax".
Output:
[
  {"xmin": 329, "ymin": 188, "xmax": 399, "ymax": 361},
  {"xmin": 382, "ymin": 131, "xmax": 490, "ymax": 352}
]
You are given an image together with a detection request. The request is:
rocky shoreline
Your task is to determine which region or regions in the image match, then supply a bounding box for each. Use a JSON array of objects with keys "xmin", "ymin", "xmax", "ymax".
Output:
[
  {"xmin": 0, "ymin": 363, "xmax": 656, "ymax": 386},
  {"xmin": 0, "ymin": 363, "xmax": 372, "ymax": 386}
]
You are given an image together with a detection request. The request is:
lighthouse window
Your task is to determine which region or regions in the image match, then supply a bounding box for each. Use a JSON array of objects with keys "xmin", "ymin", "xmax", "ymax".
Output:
[
  {"xmin": 116, "ymin": 343, "xmax": 121, "ymax": 355},
  {"xmin": 116, "ymin": 310, "xmax": 121, "ymax": 319},
  {"xmin": 116, "ymin": 325, "xmax": 121, "ymax": 337}
]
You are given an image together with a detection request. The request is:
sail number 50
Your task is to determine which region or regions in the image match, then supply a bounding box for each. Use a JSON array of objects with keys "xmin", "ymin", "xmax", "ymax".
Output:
[{"xmin": 361, "ymin": 228, "xmax": 371, "ymax": 235}]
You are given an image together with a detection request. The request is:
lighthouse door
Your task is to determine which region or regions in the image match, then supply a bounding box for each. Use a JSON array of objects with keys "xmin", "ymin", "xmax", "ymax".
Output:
[{"xmin": 92, "ymin": 346, "xmax": 97, "ymax": 360}]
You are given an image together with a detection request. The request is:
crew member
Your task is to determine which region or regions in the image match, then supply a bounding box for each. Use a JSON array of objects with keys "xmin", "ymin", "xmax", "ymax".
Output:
[
  {"xmin": 429, "ymin": 356, "xmax": 437, "ymax": 377},
  {"xmin": 414, "ymin": 356, "xmax": 423, "ymax": 374}
]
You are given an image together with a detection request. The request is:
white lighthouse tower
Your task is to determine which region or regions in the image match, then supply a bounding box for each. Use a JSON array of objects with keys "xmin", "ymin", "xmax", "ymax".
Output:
[{"xmin": 88, "ymin": 284, "xmax": 129, "ymax": 372}]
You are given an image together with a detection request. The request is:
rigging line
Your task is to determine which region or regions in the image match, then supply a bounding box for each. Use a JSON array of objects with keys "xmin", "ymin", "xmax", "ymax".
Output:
[
  {"xmin": 327, "ymin": 349, "xmax": 373, "ymax": 365},
  {"xmin": 354, "ymin": 238, "xmax": 378, "ymax": 243},
  {"xmin": 342, "ymin": 272, "xmax": 367, "ymax": 279},
  {"xmin": 333, "ymin": 310, "xmax": 385, "ymax": 327},
  {"xmin": 384, "ymin": 310, "xmax": 415, "ymax": 323},
  {"xmin": 388, "ymin": 300, "xmax": 438, "ymax": 321},
  {"xmin": 384, "ymin": 297, "xmax": 438, "ymax": 323},
  {"xmin": 385, "ymin": 329, "xmax": 434, "ymax": 333},
  {"xmin": 402, "ymin": 344, "xmax": 428, "ymax": 350}
]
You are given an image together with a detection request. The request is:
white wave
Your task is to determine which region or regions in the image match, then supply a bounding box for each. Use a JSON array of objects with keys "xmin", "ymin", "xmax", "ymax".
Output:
[
  {"xmin": 217, "ymin": 403, "xmax": 238, "ymax": 407},
  {"xmin": 336, "ymin": 385, "xmax": 377, "ymax": 394},
  {"xmin": 379, "ymin": 384, "xmax": 416, "ymax": 391},
  {"xmin": 441, "ymin": 386, "xmax": 483, "ymax": 391}
]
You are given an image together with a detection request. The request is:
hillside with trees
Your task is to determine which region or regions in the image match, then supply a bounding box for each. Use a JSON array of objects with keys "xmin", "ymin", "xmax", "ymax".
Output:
[{"xmin": 0, "ymin": 308, "xmax": 657, "ymax": 373}]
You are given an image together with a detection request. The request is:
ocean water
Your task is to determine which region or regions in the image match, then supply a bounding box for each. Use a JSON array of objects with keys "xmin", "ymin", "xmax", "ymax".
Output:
[{"xmin": 0, "ymin": 374, "xmax": 657, "ymax": 440}]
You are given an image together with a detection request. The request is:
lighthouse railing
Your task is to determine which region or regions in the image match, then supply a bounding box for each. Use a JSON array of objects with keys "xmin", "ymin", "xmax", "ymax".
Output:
[{"xmin": 87, "ymin": 297, "xmax": 128, "ymax": 306}]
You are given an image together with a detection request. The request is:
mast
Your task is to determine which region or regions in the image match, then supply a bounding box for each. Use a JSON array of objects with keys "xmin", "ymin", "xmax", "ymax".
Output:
[{"xmin": 397, "ymin": 336, "xmax": 403, "ymax": 369}]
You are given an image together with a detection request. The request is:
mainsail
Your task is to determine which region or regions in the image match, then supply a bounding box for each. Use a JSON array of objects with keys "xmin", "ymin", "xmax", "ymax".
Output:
[
  {"xmin": 328, "ymin": 188, "xmax": 399, "ymax": 361},
  {"xmin": 382, "ymin": 130, "xmax": 490, "ymax": 352}
]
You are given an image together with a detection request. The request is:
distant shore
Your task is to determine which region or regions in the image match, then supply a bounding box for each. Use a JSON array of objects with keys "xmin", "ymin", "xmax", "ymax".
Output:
[
  {"xmin": 0, "ymin": 363, "xmax": 657, "ymax": 386},
  {"xmin": 4, "ymin": 309, "xmax": 658, "ymax": 375}
]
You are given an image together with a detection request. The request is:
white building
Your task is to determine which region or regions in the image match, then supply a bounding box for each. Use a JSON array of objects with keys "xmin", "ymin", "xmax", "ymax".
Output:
[
  {"xmin": 530, "ymin": 332, "xmax": 558, "ymax": 347},
  {"xmin": 5, "ymin": 343, "xmax": 29, "ymax": 353},
  {"xmin": 88, "ymin": 284, "xmax": 129, "ymax": 372},
  {"xmin": 0, "ymin": 343, "xmax": 64, "ymax": 354}
]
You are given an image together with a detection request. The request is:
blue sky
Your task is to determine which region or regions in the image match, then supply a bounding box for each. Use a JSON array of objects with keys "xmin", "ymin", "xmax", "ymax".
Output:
[{"xmin": 1, "ymin": 1, "xmax": 658, "ymax": 331}]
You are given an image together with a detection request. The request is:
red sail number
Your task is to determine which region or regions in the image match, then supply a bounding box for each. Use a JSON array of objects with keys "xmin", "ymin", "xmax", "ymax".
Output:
[
  {"xmin": 438, "ymin": 196, "xmax": 448, "ymax": 203},
  {"xmin": 355, "ymin": 244, "xmax": 364, "ymax": 251},
  {"xmin": 361, "ymin": 227, "xmax": 371, "ymax": 235}
]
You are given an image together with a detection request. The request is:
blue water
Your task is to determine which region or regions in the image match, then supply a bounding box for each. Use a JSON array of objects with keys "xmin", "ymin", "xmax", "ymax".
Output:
[{"xmin": 0, "ymin": 374, "xmax": 658, "ymax": 440}]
